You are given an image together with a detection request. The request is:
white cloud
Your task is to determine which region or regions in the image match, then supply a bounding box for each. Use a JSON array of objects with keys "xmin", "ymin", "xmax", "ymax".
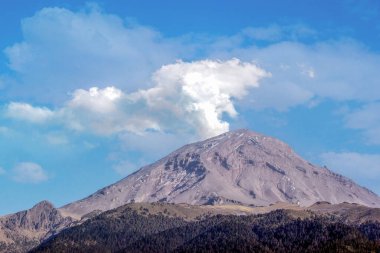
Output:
[
  {"xmin": 5, "ymin": 59, "xmax": 269, "ymax": 139},
  {"xmin": 3, "ymin": 6, "xmax": 184, "ymax": 103},
  {"xmin": 12, "ymin": 162, "xmax": 48, "ymax": 183},
  {"xmin": 321, "ymin": 152, "xmax": 380, "ymax": 193},
  {"xmin": 345, "ymin": 103, "xmax": 380, "ymax": 145},
  {"xmin": 5, "ymin": 102, "xmax": 54, "ymax": 123},
  {"xmin": 63, "ymin": 86, "xmax": 127, "ymax": 134},
  {"xmin": 209, "ymin": 40, "xmax": 380, "ymax": 110},
  {"xmin": 3, "ymin": 10, "xmax": 380, "ymax": 149},
  {"xmin": 205, "ymin": 38, "xmax": 380, "ymax": 144},
  {"xmin": 3, "ymin": 9, "xmax": 380, "ymax": 143},
  {"xmin": 6, "ymin": 6, "xmax": 379, "ymax": 112},
  {"xmin": 137, "ymin": 59, "xmax": 269, "ymax": 137}
]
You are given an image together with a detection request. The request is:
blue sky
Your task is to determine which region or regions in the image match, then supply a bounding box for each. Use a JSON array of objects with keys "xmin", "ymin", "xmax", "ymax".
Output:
[{"xmin": 1, "ymin": 0, "xmax": 380, "ymax": 214}]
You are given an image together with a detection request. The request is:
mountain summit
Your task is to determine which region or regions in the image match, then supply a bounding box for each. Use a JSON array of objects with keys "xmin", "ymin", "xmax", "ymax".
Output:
[
  {"xmin": 61, "ymin": 129, "xmax": 380, "ymax": 217},
  {"xmin": 0, "ymin": 200, "xmax": 73, "ymax": 253}
]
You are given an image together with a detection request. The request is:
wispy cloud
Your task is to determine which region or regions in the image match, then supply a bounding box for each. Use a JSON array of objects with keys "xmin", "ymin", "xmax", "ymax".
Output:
[
  {"xmin": 45, "ymin": 132, "xmax": 69, "ymax": 145},
  {"xmin": 0, "ymin": 126, "xmax": 10, "ymax": 135},
  {"xmin": 209, "ymin": 40, "xmax": 380, "ymax": 109},
  {"xmin": 3, "ymin": 6, "xmax": 185, "ymax": 103},
  {"xmin": 345, "ymin": 103, "xmax": 380, "ymax": 145},
  {"xmin": 4, "ymin": 5, "xmax": 380, "ymax": 122},
  {"xmin": 241, "ymin": 24, "xmax": 318, "ymax": 42},
  {"xmin": 5, "ymin": 102, "xmax": 55, "ymax": 123},
  {"xmin": 11, "ymin": 162, "xmax": 48, "ymax": 183}
]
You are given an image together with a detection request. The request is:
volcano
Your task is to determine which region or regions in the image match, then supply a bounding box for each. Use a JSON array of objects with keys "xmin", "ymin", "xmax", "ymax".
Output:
[{"xmin": 61, "ymin": 129, "xmax": 380, "ymax": 217}]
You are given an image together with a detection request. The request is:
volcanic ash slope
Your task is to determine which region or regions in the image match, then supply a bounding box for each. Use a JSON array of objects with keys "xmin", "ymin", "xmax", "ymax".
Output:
[{"xmin": 61, "ymin": 129, "xmax": 380, "ymax": 217}]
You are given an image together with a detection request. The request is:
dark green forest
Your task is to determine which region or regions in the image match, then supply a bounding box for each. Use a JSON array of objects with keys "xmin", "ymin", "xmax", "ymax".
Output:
[{"xmin": 31, "ymin": 207, "xmax": 380, "ymax": 253}]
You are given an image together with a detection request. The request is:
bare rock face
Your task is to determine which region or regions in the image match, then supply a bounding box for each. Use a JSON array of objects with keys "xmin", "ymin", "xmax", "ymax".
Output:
[
  {"xmin": 0, "ymin": 201, "xmax": 74, "ymax": 253},
  {"xmin": 61, "ymin": 129, "xmax": 380, "ymax": 217}
]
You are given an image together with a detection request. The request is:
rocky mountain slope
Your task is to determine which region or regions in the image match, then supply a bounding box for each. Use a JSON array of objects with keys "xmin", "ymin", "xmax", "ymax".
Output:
[
  {"xmin": 61, "ymin": 129, "xmax": 380, "ymax": 217},
  {"xmin": 0, "ymin": 201, "xmax": 74, "ymax": 253}
]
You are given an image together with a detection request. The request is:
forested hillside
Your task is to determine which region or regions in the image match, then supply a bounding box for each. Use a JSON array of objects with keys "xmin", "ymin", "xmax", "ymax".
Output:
[{"xmin": 32, "ymin": 204, "xmax": 380, "ymax": 253}]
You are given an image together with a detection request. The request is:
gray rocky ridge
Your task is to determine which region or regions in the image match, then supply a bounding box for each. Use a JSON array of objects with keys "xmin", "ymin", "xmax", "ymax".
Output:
[
  {"xmin": 61, "ymin": 129, "xmax": 380, "ymax": 217},
  {"xmin": 0, "ymin": 201, "xmax": 73, "ymax": 253}
]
